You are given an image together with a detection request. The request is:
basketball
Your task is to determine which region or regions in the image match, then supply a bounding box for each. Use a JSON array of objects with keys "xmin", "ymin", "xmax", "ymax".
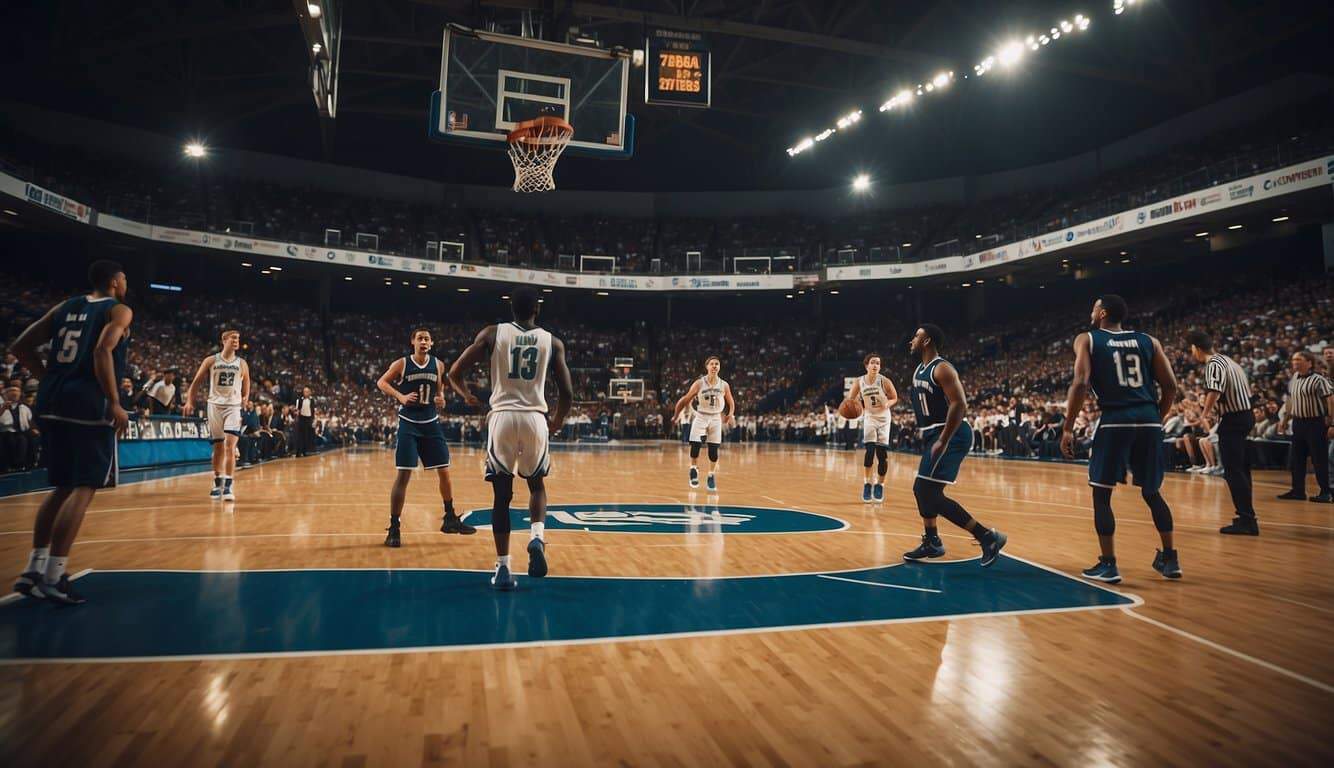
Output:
[{"xmin": 839, "ymin": 399, "xmax": 862, "ymax": 419}]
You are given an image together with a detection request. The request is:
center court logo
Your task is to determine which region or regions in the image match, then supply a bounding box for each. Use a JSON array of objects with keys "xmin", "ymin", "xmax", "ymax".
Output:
[{"xmin": 462, "ymin": 503, "xmax": 847, "ymax": 534}]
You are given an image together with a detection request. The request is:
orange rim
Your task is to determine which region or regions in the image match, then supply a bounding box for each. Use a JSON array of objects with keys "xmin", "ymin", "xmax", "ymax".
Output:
[{"xmin": 506, "ymin": 116, "xmax": 574, "ymax": 145}]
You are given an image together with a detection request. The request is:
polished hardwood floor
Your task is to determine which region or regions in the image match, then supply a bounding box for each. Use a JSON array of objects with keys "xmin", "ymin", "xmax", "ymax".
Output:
[{"xmin": 1, "ymin": 442, "xmax": 1331, "ymax": 767}]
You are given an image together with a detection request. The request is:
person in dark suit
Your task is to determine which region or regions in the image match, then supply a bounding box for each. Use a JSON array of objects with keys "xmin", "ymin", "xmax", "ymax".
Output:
[{"xmin": 294, "ymin": 387, "xmax": 316, "ymax": 456}]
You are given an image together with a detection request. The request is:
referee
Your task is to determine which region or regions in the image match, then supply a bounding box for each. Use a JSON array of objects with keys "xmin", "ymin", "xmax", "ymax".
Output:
[
  {"xmin": 1187, "ymin": 331, "xmax": 1259, "ymax": 533},
  {"xmin": 1277, "ymin": 350, "xmax": 1333, "ymax": 503}
]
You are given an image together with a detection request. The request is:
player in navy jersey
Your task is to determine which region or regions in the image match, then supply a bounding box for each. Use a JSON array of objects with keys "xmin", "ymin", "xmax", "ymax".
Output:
[
  {"xmin": 1061, "ymin": 295, "xmax": 1181, "ymax": 583},
  {"xmin": 11, "ymin": 260, "xmax": 133, "ymax": 605},
  {"xmin": 901, "ymin": 324, "xmax": 1007, "ymax": 566},
  {"xmin": 375, "ymin": 328, "xmax": 474, "ymax": 547}
]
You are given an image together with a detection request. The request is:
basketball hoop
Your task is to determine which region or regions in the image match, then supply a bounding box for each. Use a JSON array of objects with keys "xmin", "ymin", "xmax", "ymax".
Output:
[{"xmin": 506, "ymin": 116, "xmax": 574, "ymax": 193}]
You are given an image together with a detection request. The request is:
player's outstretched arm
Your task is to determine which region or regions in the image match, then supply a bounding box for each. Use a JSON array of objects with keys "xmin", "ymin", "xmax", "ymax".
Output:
[
  {"xmin": 96, "ymin": 304, "xmax": 134, "ymax": 436},
  {"xmin": 671, "ymin": 380, "xmax": 702, "ymax": 421},
  {"xmin": 549, "ymin": 336, "xmax": 574, "ymax": 435},
  {"xmin": 182, "ymin": 354, "xmax": 214, "ymax": 417},
  {"xmin": 932, "ymin": 362, "xmax": 967, "ymax": 458},
  {"xmin": 1149, "ymin": 336, "xmax": 1178, "ymax": 423},
  {"xmin": 1060, "ymin": 333, "xmax": 1093, "ymax": 458},
  {"xmin": 376, "ymin": 357, "xmax": 413, "ymax": 405},
  {"xmin": 446, "ymin": 325, "xmax": 496, "ymax": 408},
  {"xmin": 10, "ymin": 302, "xmax": 62, "ymax": 380}
]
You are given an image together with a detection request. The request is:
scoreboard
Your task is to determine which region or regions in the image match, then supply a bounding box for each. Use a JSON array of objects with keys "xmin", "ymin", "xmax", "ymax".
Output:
[{"xmin": 645, "ymin": 28, "xmax": 710, "ymax": 108}]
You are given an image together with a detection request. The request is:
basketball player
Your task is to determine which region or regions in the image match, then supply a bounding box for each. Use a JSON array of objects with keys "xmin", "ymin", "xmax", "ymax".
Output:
[
  {"xmin": 1060, "ymin": 295, "xmax": 1181, "ymax": 583},
  {"xmin": 376, "ymin": 328, "xmax": 475, "ymax": 547},
  {"xmin": 670, "ymin": 356, "xmax": 735, "ymax": 491},
  {"xmin": 183, "ymin": 330, "xmax": 250, "ymax": 501},
  {"xmin": 11, "ymin": 260, "xmax": 132, "ymax": 605},
  {"xmin": 901, "ymin": 325, "xmax": 1007, "ymax": 566},
  {"xmin": 847, "ymin": 353, "xmax": 899, "ymax": 502},
  {"xmin": 447, "ymin": 288, "xmax": 573, "ymax": 590}
]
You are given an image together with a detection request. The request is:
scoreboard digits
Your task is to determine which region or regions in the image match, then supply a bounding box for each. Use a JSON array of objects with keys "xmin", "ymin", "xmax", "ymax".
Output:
[{"xmin": 645, "ymin": 29, "xmax": 711, "ymax": 108}]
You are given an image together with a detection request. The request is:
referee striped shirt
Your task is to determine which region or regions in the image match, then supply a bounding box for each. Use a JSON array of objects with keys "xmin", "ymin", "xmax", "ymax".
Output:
[
  {"xmin": 1202, "ymin": 353, "xmax": 1251, "ymax": 414},
  {"xmin": 1285, "ymin": 372, "xmax": 1333, "ymax": 419}
]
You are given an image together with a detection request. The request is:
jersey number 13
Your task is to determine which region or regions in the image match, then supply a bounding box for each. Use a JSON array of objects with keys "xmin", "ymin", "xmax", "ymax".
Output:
[
  {"xmin": 508, "ymin": 346, "xmax": 538, "ymax": 380},
  {"xmin": 1112, "ymin": 351, "xmax": 1144, "ymax": 388}
]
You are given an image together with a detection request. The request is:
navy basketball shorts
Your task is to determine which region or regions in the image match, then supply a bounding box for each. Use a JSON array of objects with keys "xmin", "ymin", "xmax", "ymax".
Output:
[
  {"xmin": 1088, "ymin": 424, "xmax": 1165, "ymax": 492},
  {"xmin": 42, "ymin": 419, "xmax": 118, "ymax": 489},
  {"xmin": 395, "ymin": 419, "xmax": 450, "ymax": 471},
  {"xmin": 916, "ymin": 422, "xmax": 972, "ymax": 484}
]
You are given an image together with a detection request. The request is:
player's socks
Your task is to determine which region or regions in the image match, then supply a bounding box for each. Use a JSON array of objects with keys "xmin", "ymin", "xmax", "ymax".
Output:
[
  {"xmin": 44, "ymin": 556, "xmax": 68, "ymax": 585},
  {"xmin": 689, "ymin": 466, "xmax": 699, "ymax": 488},
  {"xmin": 530, "ymin": 521, "xmax": 545, "ymax": 541},
  {"xmin": 873, "ymin": 483, "xmax": 884, "ymax": 502},
  {"xmin": 862, "ymin": 482, "xmax": 872, "ymax": 503},
  {"xmin": 210, "ymin": 475, "xmax": 223, "ymax": 499},
  {"xmin": 24, "ymin": 547, "xmax": 49, "ymax": 575},
  {"xmin": 384, "ymin": 518, "xmax": 401, "ymax": 548},
  {"xmin": 527, "ymin": 538, "xmax": 548, "ymax": 578}
]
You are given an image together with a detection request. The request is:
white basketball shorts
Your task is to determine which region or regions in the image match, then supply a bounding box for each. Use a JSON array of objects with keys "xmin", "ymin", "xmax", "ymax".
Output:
[{"xmin": 486, "ymin": 410, "xmax": 551, "ymax": 479}]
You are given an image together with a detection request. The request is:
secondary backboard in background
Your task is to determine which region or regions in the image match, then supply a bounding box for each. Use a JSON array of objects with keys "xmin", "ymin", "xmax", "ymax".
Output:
[{"xmin": 430, "ymin": 26, "xmax": 635, "ymax": 159}]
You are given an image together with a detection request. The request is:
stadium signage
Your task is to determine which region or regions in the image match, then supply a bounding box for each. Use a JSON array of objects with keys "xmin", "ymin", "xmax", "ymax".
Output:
[
  {"xmin": 124, "ymin": 416, "xmax": 208, "ymax": 442},
  {"xmin": 19, "ymin": 182, "xmax": 91, "ymax": 224}
]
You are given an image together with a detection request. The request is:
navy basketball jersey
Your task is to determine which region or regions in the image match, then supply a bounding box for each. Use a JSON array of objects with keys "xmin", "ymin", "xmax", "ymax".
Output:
[
  {"xmin": 909, "ymin": 357, "xmax": 951, "ymax": 431},
  {"xmin": 397, "ymin": 354, "xmax": 440, "ymax": 423},
  {"xmin": 1088, "ymin": 329, "xmax": 1157, "ymax": 416},
  {"xmin": 35, "ymin": 296, "xmax": 128, "ymax": 424}
]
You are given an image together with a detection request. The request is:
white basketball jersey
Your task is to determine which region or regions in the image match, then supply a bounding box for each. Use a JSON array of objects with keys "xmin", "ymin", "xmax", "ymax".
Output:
[
  {"xmin": 208, "ymin": 353, "xmax": 243, "ymax": 406},
  {"xmin": 859, "ymin": 374, "xmax": 891, "ymax": 415},
  {"xmin": 694, "ymin": 375, "xmax": 728, "ymax": 416},
  {"xmin": 490, "ymin": 322, "xmax": 552, "ymax": 413}
]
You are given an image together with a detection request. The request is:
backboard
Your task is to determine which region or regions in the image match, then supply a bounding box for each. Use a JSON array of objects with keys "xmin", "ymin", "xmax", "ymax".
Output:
[{"xmin": 430, "ymin": 26, "xmax": 636, "ymax": 159}]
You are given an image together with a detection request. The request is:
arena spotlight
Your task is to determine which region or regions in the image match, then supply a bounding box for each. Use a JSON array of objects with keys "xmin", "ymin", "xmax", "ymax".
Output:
[
  {"xmin": 1272, "ymin": 216, "xmax": 1290, "ymax": 222},
  {"xmin": 183, "ymin": 142, "xmax": 207, "ymax": 158},
  {"xmin": 998, "ymin": 41, "xmax": 1024, "ymax": 65},
  {"xmin": 269, "ymin": 266, "xmax": 283, "ymax": 272},
  {"xmin": 312, "ymin": 42, "xmax": 322, "ymax": 54},
  {"xmin": 457, "ymin": 287, "xmax": 470, "ymax": 292},
  {"xmin": 1228, "ymin": 224, "xmax": 1243, "ymax": 230},
  {"xmin": 1195, "ymin": 231, "xmax": 1209, "ymax": 237},
  {"xmin": 852, "ymin": 174, "xmax": 871, "ymax": 192},
  {"xmin": 307, "ymin": 3, "xmax": 321, "ymax": 18},
  {"xmin": 343, "ymin": 276, "xmax": 352, "ymax": 281}
]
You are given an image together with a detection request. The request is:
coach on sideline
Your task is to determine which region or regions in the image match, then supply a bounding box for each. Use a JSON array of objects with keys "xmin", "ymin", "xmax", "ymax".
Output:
[
  {"xmin": 1187, "ymin": 330, "xmax": 1259, "ymax": 534},
  {"xmin": 1276, "ymin": 350, "xmax": 1332, "ymax": 503}
]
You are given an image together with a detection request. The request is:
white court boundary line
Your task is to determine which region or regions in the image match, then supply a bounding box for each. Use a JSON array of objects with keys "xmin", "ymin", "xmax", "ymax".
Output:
[
  {"xmin": 1119, "ymin": 608, "xmax": 1334, "ymax": 694},
  {"xmin": 0, "ymin": 556, "xmax": 1139, "ymax": 666},
  {"xmin": 817, "ymin": 574, "xmax": 941, "ymax": 593}
]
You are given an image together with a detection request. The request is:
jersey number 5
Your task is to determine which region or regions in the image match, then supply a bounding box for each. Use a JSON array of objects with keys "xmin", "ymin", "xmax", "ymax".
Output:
[
  {"xmin": 508, "ymin": 346, "xmax": 538, "ymax": 380},
  {"xmin": 55, "ymin": 328, "xmax": 82, "ymax": 364},
  {"xmin": 1112, "ymin": 351, "xmax": 1144, "ymax": 388}
]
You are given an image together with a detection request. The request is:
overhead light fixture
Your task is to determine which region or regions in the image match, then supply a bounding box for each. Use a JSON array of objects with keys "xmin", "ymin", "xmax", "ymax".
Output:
[
  {"xmin": 595, "ymin": 291, "xmax": 609, "ymax": 296},
  {"xmin": 542, "ymin": 288, "xmax": 553, "ymax": 293},
  {"xmin": 183, "ymin": 142, "xmax": 207, "ymax": 158},
  {"xmin": 1195, "ymin": 231, "xmax": 1209, "ymax": 237},
  {"xmin": 307, "ymin": 3, "xmax": 322, "ymax": 18},
  {"xmin": 269, "ymin": 266, "xmax": 282, "ymax": 272},
  {"xmin": 998, "ymin": 41, "xmax": 1025, "ymax": 67},
  {"xmin": 1272, "ymin": 216, "xmax": 1289, "ymax": 222},
  {"xmin": 2, "ymin": 209, "xmax": 17, "ymax": 216},
  {"xmin": 961, "ymin": 282, "xmax": 972, "ymax": 287},
  {"xmin": 312, "ymin": 43, "xmax": 322, "ymax": 54},
  {"xmin": 1227, "ymin": 224, "xmax": 1243, "ymax": 230},
  {"xmin": 901, "ymin": 242, "xmax": 912, "ymax": 247},
  {"xmin": 457, "ymin": 287, "xmax": 470, "ymax": 292},
  {"xmin": 785, "ymin": 294, "xmax": 794, "ymax": 299},
  {"xmin": 260, "ymin": 270, "xmax": 271, "ymax": 275},
  {"xmin": 417, "ymin": 283, "xmax": 427, "ymax": 288},
  {"xmin": 830, "ymin": 290, "xmax": 840, "ymax": 295},
  {"xmin": 501, "ymin": 295, "xmax": 510, "ymax": 299},
  {"xmin": 241, "ymin": 262, "xmax": 252, "ymax": 267},
  {"xmin": 852, "ymin": 174, "xmax": 871, "ymax": 192}
]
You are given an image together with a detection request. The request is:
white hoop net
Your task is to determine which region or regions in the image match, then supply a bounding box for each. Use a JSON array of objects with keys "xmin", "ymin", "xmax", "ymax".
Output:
[{"xmin": 507, "ymin": 118, "xmax": 574, "ymax": 193}]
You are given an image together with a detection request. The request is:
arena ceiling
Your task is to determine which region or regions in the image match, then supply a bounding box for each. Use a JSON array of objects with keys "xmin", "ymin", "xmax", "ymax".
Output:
[{"xmin": 3, "ymin": 0, "xmax": 1332, "ymax": 192}]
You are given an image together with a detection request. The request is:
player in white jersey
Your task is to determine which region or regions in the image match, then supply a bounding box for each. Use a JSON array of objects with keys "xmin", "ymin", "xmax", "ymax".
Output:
[
  {"xmin": 183, "ymin": 329, "xmax": 250, "ymax": 501},
  {"xmin": 671, "ymin": 355, "xmax": 735, "ymax": 492},
  {"xmin": 448, "ymin": 288, "xmax": 573, "ymax": 591},
  {"xmin": 846, "ymin": 353, "xmax": 899, "ymax": 502}
]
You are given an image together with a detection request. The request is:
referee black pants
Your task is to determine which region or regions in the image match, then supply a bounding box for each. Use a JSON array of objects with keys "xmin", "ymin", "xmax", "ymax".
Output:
[
  {"xmin": 1218, "ymin": 411, "xmax": 1255, "ymax": 518},
  {"xmin": 1289, "ymin": 418, "xmax": 1330, "ymax": 495}
]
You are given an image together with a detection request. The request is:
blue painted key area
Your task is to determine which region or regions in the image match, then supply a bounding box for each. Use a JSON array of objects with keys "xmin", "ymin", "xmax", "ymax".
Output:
[
  {"xmin": 0, "ymin": 557, "xmax": 1133, "ymax": 661},
  {"xmin": 462, "ymin": 503, "xmax": 847, "ymax": 534}
]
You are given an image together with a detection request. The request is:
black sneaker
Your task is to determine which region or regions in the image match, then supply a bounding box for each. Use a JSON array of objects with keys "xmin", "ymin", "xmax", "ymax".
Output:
[
  {"xmin": 38, "ymin": 574, "xmax": 86, "ymax": 605},
  {"xmin": 441, "ymin": 514, "xmax": 477, "ymax": 535},
  {"xmin": 527, "ymin": 538, "xmax": 548, "ymax": 578},
  {"xmin": 384, "ymin": 522, "xmax": 401, "ymax": 548},
  {"xmin": 979, "ymin": 529, "xmax": 1007, "ymax": 567},
  {"xmin": 1081, "ymin": 557, "xmax": 1121, "ymax": 584},
  {"xmin": 1310, "ymin": 493, "xmax": 1333, "ymax": 504},
  {"xmin": 903, "ymin": 534, "xmax": 946, "ymax": 561},
  {"xmin": 1220, "ymin": 517, "xmax": 1260, "ymax": 536},
  {"xmin": 1152, "ymin": 549, "xmax": 1182, "ymax": 579},
  {"xmin": 12, "ymin": 570, "xmax": 44, "ymax": 599},
  {"xmin": 1276, "ymin": 491, "xmax": 1307, "ymax": 501}
]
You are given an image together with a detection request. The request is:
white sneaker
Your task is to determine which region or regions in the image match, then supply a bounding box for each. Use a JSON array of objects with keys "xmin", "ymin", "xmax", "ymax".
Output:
[
  {"xmin": 1208, "ymin": 466, "xmax": 1226, "ymax": 476},
  {"xmin": 1186, "ymin": 466, "xmax": 1205, "ymax": 474}
]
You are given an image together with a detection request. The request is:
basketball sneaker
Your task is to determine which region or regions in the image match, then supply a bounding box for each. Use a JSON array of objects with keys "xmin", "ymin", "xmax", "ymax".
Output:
[
  {"xmin": 1152, "ymin": 549, "xmax": 1182, "ymax": 579},
  {"xmin": 689, "ymin": 466, "xmax": 700, "ymax": 488},
  {"xmin": 209, "ymin": 485, "xmax": 223, "ymax": 500},
  {"xmin": 1276, "ymin": 491, "xmax": 1306, "ymax": 501},
  {"xmin": 384, "ymin": 521, "xmax": 401, "ymax": 548},
  {"xmin": 1220, "ymin": 516, "xmax": 1259, "ymax": 536},
  {"xmin": 1311, "ymin": 492, "xmax": 1333, "ymax": 504},
  {"xmin": 862, "ymin": 483, "xmax": 872, "ymax": 503},
  {"xmin": 491, "ymin": 562, "xmax": 517, "ymax": 591},
  {"xmin": 706, "ymin": 473, "xmax": 717, "ymax": 492},
  {"xmin": 903, "ymin": 534, "xmax": 945, "ymax": 561},
  {"xmin": 12, "ymin": 570, "xmax": 44, "ymax": 599},
  {"xmin": 527, "ymin": 538, "xmax": 548, "ymax": 578},
  {"xmin": 441, "ymin": 514, "xmax": 476, "ymax": 535},
  {"xmin": 221, "ymin": 482, "xmax": 235, "ymax": 501},
  {"xmin": 37, "ymin": 574, "xmax": 86, "ymax": 606},
  {"xmin": 873, "ymin": 483, "xmax": 884, "ymax": 502},
  {"xmin": 978, "ymin": 529, "xmax": 1007, "ymax": 567},
  {"xmin": 1081, "ymin": 557, "xmax": 1121, "ymax": 584}
]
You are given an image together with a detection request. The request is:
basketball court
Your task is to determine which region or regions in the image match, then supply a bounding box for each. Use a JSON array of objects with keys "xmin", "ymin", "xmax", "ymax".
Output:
[{"xmin": 2, "ymin": 444, "xmax": 1331, "ymax": 766}]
